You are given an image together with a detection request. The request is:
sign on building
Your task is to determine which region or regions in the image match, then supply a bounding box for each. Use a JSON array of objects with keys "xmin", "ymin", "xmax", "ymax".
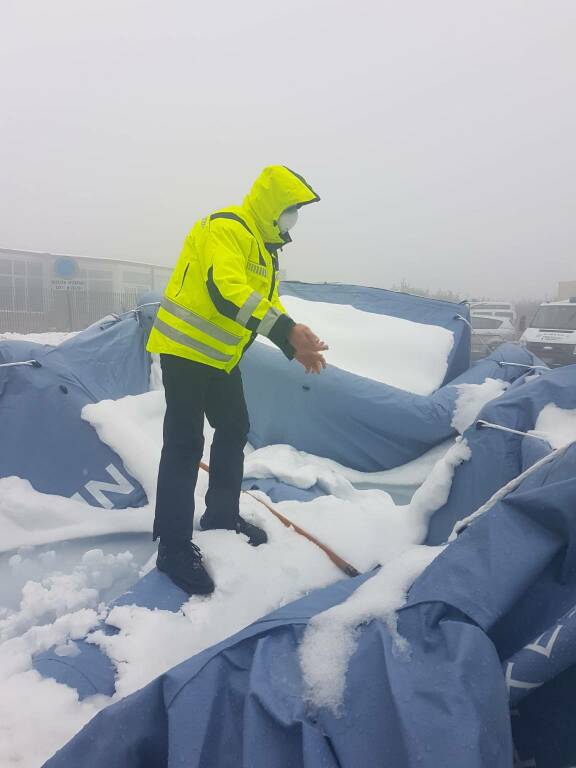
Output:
[{"xmin": 52, "ymin": 256, "xmax": 86, "ymax": 291}]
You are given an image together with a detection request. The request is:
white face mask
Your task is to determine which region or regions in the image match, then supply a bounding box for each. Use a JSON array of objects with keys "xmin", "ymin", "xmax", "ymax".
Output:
[{"xmin": 277, "ymin": 207, "xmax": 299, "ymax": 233}]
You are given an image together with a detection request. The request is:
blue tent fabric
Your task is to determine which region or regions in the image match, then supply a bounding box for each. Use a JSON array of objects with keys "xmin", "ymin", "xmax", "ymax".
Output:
[
  {"xmin": 426, "ymin": 363, "xmax": 576, "ymax": 545},
  {"xmin": 43, "ymin": 442, "xmax": 576, "ymax": 768},
  {"xmin": 412, "ymin": 444, "xmax": 576, "ymax": 768},
  {"xmin": 140, "ymin": 287, "xmax": 532, "ymax": 474},
  {"xmin": 279, "ymin": 281, "xmax": 471, "ymax": 384},
  {"xmin": 242, "ymin": 477, "xmax": 324, "ymax": 503},
  {"xmin": 0, "ymin": 315, "xmax": 150, "ymax": 508},
  {"xmin": 241, "ymin": 341, "xmax": 541, "ymax": 472},
  {"xmin": 33, "ymin": 346, "xmax": 548, "ymax": 703}
]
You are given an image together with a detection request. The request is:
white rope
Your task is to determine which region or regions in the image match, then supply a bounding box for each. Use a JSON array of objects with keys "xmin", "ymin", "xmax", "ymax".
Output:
[
  {"xmin": 117, "ymin": 301, "xmax": 161, "ymax": 318},
  {"xmin": 449, "ymin": 440, "xmax": 573, "ymax": 541},
  {"xmin": 97, "ymin": 302, "xmax": 161, "ymax": 328},
  {"xmin": 496, "ymin": 361, "xmax": 548, "ymax": 371},
  {"xmin": 476, "ymin": 419, "xmax": 551, "ymax": 443},
  {"xmin": 0, "ymin": 360, "xmax": 41, "ymax": 369}
]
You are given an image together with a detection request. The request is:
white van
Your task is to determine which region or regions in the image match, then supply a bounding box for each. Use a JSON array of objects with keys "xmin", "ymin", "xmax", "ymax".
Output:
[{"xmin": 520, "ymin": 299, "xmax": 576, "ymax": 367}]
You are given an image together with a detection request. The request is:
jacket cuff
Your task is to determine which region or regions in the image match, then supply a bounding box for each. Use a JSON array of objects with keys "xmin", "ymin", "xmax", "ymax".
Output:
[{"xmin": 267, "ymin": 313, "xmax": 296, "ymax": 360}]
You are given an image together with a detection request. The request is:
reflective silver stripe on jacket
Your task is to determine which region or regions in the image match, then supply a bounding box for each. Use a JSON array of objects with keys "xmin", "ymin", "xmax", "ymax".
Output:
[
  {"xmin": 153, "ymin": 318, "xmax": 233, "ymax": 362},
  {"xmin": 247, "ymin": 262, "xmax": 268, "ymax": 278},
  {"xmin": 161, "ymin": 297, "xmax": 241, "ymax": 346},
  {"xmin": 257, "ymin": 306, "xmax": 282, "ymax": 337},
  {"xmin": 236, "ymin": 291, "xmax": 262, "ymax": 327}
]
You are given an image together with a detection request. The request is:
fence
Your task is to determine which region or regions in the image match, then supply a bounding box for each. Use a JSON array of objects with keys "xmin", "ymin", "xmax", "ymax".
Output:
[{"xmin": 0, "ymin": 288, "xmax": 152, "ymax": 334}]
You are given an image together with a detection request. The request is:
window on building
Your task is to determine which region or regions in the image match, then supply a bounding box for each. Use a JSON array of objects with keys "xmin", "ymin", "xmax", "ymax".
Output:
[
  {"xmin": 0, "ymin": 257, "xmax": 45, "ymax": 312},
  {"xmin": 86, "ymin": 269, "xmax": 114, "ymax": 295},
  {"xmin": 122, "ymin": 270, "xmax": 152, "ymax": 294}
]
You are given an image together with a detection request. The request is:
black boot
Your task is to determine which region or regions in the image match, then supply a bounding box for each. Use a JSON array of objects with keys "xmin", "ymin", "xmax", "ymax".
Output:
[
  {"xmin": 156, "ymin": 540, "xmax": 215, "ymax": 595},
  {"xmin": 199, "ymin": 514, "xmax": 268, "ymax": 547}
]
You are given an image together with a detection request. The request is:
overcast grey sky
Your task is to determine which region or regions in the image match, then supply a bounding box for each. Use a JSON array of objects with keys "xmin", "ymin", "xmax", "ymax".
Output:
[{"xmin": 1, "ymin": 0, "xmax": 575, "ymax": 299}]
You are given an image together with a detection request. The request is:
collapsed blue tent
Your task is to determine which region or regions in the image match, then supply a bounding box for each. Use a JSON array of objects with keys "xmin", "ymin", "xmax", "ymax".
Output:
[
  {"xmin": 427, "ymin": 363, "xmax": 576, "ymax": 545},
  {"xmin": 0, "ymin": 285, "xmax": 531, "ymax": 509},
  {"xmin": 34, "ymin": 345, "xmax": 552, "ymax": 698},
  {"xmin": 242, "ymin": 281, "xmax": 475, "ymax": 471},
  {"xmin": 0, "ymin": 314, "xmax": 150, "ymax": 508},
  {"xmin": 30, "ymin": 336, "xmax": 545, "ymax": 696},
  {"xmin": 43, "ymin": 439, "xmax": 576, "ymax": 768},
  {"xmin": 242, "ymin": 339, "xmax": 540, "ymax": 473},
  {"xmin": 5, "ymin": 284, "xmax": 573, "ymax": 766}
]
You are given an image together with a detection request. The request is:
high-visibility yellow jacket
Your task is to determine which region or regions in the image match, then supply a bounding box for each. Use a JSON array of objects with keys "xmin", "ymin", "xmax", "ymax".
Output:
[{"xmin": 147, "ymin": 166, "xmax": 320, "ymax": 372}]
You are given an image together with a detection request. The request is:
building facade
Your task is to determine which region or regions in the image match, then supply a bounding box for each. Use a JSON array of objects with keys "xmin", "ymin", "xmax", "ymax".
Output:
[{"xmin": 0, "ymin": 247, "xmax": 172, "ymax": 333}]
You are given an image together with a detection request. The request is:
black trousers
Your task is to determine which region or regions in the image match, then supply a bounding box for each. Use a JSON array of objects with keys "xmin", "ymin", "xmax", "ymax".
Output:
[{"xmin": 152, "ymin": 354, "xmax": 250, "ymax": 545}]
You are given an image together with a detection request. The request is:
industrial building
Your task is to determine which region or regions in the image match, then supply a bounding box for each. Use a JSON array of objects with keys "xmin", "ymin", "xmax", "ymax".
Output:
[{"xmin": 0, "ymin": 247, "xmax": 172, "ymax": 332}]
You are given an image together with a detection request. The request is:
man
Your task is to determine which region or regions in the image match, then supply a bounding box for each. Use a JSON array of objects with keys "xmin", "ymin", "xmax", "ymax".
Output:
[{"xmin": 147, "ymin": 166, "xmax": 328, "ymax": 596}]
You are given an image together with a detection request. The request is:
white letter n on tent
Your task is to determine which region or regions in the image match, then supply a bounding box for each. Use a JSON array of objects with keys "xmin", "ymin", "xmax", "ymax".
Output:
[{"xmin": 74, "ymin": 464, "xmax": 135, "ymax": 509}]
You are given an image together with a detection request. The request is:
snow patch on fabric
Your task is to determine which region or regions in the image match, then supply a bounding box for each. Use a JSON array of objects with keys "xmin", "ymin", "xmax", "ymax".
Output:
[
  {"xmin": 244, "ymin": 440, "xmax": 454, "ymax": 491},
  {"xmin": 451, "ymin": 378, "xmax": 508, "ymax": 434},
  {"xmin": 297, "ymin": 439, "xmax": 471, "ymax": 713},
  {"xmin": 299, "ymin": 545, "xmax": 444, "ymax": 714},
  {"xmin": 0, "ymin": 609, "xmax": 105, "ymax": 768},
  {"xmin": 532, "ymin": 403, "xmax": 576, "ymax": 448},
  {"xmin": 0, "ymin": 331, "xmax": 76, "ymax": 346},
  {"xmin": 259, "ymin": 296, "xmax": 454, "ymax": 395}
]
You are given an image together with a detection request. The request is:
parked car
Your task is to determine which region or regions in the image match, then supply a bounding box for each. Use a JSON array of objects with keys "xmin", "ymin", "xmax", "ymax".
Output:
[
  {"xmin": 520, "ymin": 298, "xmax": 576, "ymax": 367},
  {"xmin": 470, "ymin": 313, "xmax": 517, "ymax": 360},
  {"xmin": 469, "ymin": 301, "xmax": 518, "ymax": 327}
]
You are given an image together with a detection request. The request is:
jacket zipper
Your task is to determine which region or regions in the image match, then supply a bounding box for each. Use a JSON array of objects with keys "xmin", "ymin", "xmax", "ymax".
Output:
[{"xmin": 267, "ymin": 254, "xmax": 278, "ymax": 302}]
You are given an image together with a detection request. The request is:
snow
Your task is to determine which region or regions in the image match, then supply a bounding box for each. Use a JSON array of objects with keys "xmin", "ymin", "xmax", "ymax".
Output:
[
  {"xmin": 451, "ymin": 378, "xmax": 508, "ymax": 434},
  {"xmin": 0, "ymin": 477, "xmax": 153, "ymax": 553},
  {"xmin": 0, "ymin": 331, "xmax": 75, "ymax": 346},
  {"xmin": 244, "ymin": 440, "xmax": 454, "ymax": 492},
  {"xmin": 90, "ymin": 521, "xmax": 341, "ymax": 700},
  {"xmin": 0, "ymin": 610, "xmax": 107, "ymax": 768},
  {"xmin": 532, "ymin": 403, "xmax": 576, "ymax": 448},
  {"xmin": 259, "ymin": 296, "xmax": 454, "ymax": 395},
  {"xmin": 1, "ymin": 549, "xmax": 138, "ymax": 643},
  {"xmin": 295, "ymin": 440, "xmax": 472, "ymax": 715}
]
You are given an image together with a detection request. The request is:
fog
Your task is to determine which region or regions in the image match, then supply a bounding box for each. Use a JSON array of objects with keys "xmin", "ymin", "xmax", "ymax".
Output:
[{"xmin": 1, "ymin": 0, "xmax": 575, "ymax": 299}]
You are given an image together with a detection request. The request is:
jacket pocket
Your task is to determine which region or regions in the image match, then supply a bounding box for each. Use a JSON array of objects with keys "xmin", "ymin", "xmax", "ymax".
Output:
[{"xmin": 174, "ymin": 263, "xmax": 190, "ymax": 297}]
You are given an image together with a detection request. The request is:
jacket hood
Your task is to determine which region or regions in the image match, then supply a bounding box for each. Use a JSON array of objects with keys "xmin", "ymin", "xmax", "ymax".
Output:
[{"xmin": 241, "ymin": 166, "xmax": 320, "ymax": 248}]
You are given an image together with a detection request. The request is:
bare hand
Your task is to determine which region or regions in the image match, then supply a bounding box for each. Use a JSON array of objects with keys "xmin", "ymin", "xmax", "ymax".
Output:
[
  {"xmin": 295, "ymin": 350, "xmax": 327, "ymax": 374},
  {"xmin": 288, "ymin": 324, "xmax": 329, "ymax": 355}
]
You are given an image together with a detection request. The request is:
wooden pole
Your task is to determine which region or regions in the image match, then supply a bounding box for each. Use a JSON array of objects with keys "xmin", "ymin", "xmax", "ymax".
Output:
[{"xmin": 198, "ymin": 461, "xmax": 360, "ymax": 578}]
